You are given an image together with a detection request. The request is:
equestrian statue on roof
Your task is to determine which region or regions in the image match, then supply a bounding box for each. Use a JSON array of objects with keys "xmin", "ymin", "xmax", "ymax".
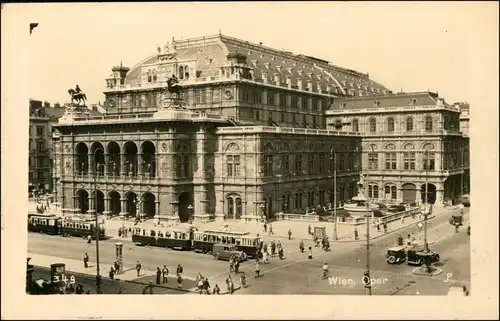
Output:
[
  {"xmin": 166, "ymin": 74, "xmax": 184, "ymax": 100},
  {"xmin": 68, "ymin": 84, "xmax": 87, "ymax": 106}
]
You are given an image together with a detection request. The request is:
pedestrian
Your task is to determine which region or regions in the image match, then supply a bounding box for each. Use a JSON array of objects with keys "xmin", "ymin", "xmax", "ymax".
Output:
[
  {"xmin": 229, "ymin": 258, "xmax": 234, "ymax": 273},
  {"xmin": 376, "ymin": 223, "xmax": 380, "ymax": 232},
  {"xmin": 109, "ymin": 266, "xmax": 115, "ymax": 280},
  {"xmin": 234, "ymin": 260, "xmax": 240, "ymax": 274},
  {"xmin": 203, "ymin": 278, "xmax": 211, "ymax": 294},
  {"xmin": 114, "ymin": 261, "xmax": 120, "ymax": 273},
  {"xmin": 308, "ymin": 224, "xmax": 312, "ymax": 236},
  {"xmin": 156, "ymin": 267, "xmax": 161, "ymax": 284},
  {"xmin": 83, "ymin": 253, "xmax": 89, "ymax": 268},
  {"xmin": 86, "ymin": 290, "xmax": 91, "ymax": 294},
  {"xmin": 197, "ymin": 277, "xmax": 204, "ymax": 294},
  {"xmin": 354, "ymin": 228, "xmax": 359, "ymax": 240},
  {"xmin": 288, "ymin": 229, "xmax": 292, "ymax": 240},
  {"xmin": 254, "ymin": 262, "xmax": 261, "ymax": 278},
  {"xmin": 308, "ymin": 246, "xmax": 313, "ymax": 260},
  {"xmin": 263, "ymin": 222, "xmax": 267, "ymax": 233},
  {"xmin": 136, "ymin": 261, "xmax": 142, "ymax": 277},
  {"xmin": 177, "ymin": 273, "xmax": 183, "ymax": 288},
  {"xmin": 271, "ymin": 240, "xmax": 276, "ymax": 256},
  {"xmin": 118, "ymin": 228, "xmax": 122, "ymax": 238},
  {"xmin": 240, "ymin": 272, "xmax": 247, "ymax": 288},
  {"xmin": 176, "ymin": 264, "xmax": 183, "ymax": 275},
  {"xmin": 87, "ymin": 235, "xmax": 92, "ymax": 244},
  {"xmin": 401, "ymin": 216, "xmax": 405, "ymax": 224},
  {"xmin": 213, "ymin": 284, "xmax": 220, "ymax": 295},
  {"xmin": 383, "ymin": 222, "xmax": 388, "ymax": 233},
  {"xmin": 411, "ymin": 233, "xmax": 416, "ymax": 242},
  {"xmin": 299, "ymin": 240, "xmax": 305, "ymax": 253},
  {"xmin": 162, "ymin": 265, "xmax": 169, "ymax": 283},
  {"xmin": 268, "ymin": 224, "xmax": 274, "ymax": 235},
  {"xmin": 225, "ymin": 275, "xmax": 233, "ymax": 293}
]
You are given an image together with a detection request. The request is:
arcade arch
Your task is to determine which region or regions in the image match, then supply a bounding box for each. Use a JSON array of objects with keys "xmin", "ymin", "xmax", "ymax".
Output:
[{"xmin": 76, "ymin": 189, "xmax": 89, "ymax": 214}]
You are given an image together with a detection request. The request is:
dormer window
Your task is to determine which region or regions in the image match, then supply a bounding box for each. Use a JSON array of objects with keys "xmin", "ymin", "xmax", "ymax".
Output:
[
  {"xmin": 179, "ymin": 66, "xmax": 184, "ymax": 80},
  {"xmin": 152, "ymin": 70, "xmax": 157, "ymax": 83},
  {"xmin": 147, "ymin": 69, "xmax": 152, "ymax": 83}
]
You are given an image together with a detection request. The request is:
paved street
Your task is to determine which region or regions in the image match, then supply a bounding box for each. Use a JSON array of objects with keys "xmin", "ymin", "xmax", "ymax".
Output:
[{"xmin": 27, "ymin": 207, "xmax": 469, "ymax": 295}]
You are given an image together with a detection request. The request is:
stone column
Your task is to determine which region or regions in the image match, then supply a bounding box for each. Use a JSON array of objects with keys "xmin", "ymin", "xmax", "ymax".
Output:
[
  {"xmin": 138, "ymin": 153, "xmax": 144, "ymax": 176},
  {"xmin": 435, "ymin": 190, "xmax": 444, "ymax": 207},
  {"xmin": 87, "ymin": 195, "xmax": 95, "ymax": 215},
  {"xmin": 155, "ymin": 200, "xmax": 160, "ymax": 218},
  {"xmin": 103, "ymin": 197, "xmax": 111, "ymax": 215},
  {"xmin": 119, "ymin": 198, "xmax": 128, "ymax": 215},
  {"xmin": 88, "ymin": 153, "xmax": 94, "ymax": 176},
  {"xmin": 120, "ymin": 153, "xmax": 126, "ymax": 176},
  {"xmin": 104, "ymin": 154, "xmax": 110, "ymax": 176}
]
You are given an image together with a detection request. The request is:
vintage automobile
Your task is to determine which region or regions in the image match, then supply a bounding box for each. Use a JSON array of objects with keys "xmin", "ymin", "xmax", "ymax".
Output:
[
  {"xmin": 449, "ymin": 214, "xmax": 464, "ymax": 226},
  {"xmin": 386, "ymin": 245, "xmax": 440, "ymax": 265},
  {"xmin": 212, "ymin": 243, "xmax": 247, "ymax": 262},
  {"xmin": 387, "ymin": 205, "xmax": 407, "ymax": 213}
]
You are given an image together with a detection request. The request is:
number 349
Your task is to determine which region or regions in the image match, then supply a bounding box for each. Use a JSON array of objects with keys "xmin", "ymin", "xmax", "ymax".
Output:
[{"xmin": 53, "ymin": 275, "xmax": 75, "ymax": 284}]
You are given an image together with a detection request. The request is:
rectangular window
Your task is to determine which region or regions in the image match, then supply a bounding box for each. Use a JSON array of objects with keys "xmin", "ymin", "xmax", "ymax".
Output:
[
  {"xmin": 296, "ymin": 97, "xmax": 301, "ymax": 109},
  {"xmin": 404, "ymin": 152, "xmax": 416, "ymax": 170},
  {"xmin": 423, "ymin": 152, "xmax": 435, "ymax": 170},
  {"xmin": 182, "ymin": 156, "xmax": 189, "ymax": 177},
  {"xmin": 275, "ymin": 92, "xmax": 280, "ymax": 106},
  {"xmin": 281, "ymin": 155, "xmax": 289, "ymax": 174},
  {"xmin": 137, "ymin": 94, "xmax": 142, "ymax": 107},
  {"xmin": 175, "ymin": 156, "xmax": 182, "ymax": 177},
  {"xmin": 307, "ymin": 154, "xmax": 315, "ymax": 174},
  {"xmin": 212, "ymin": 88, "xmax": 220, "ymax": 102},
  {"xmin": 264, "ymin": 155, "xmax": 274, "ymax": 176},
  {"xmin": 339, "ymin": 153, "xmax": 345, "ymax": 171},
  {"xmin": 151, "ymin": 93, "xmax": 157, "ymax": 107},
  {"xmin": 36, "ymin": 126, "xmax": 44, "ymax": 137},
  {"xmin": 280, "ymin": 112, "xmax": 285, "ymax": 123},
  {"xmin": 195, "ymin": 90, "xmax": 201, "ymax": 104},
  {"xmin": 319, "ymin": 190, "xmax": 325, "ymax": 205},
  {"xmin": 267, "ymin": 90, "xmax": 275, "ymax": 105},
  {"xmin": 254, "ymin": 109, "xmax": 260, "ymax": 120},
  {"xmin": 36, "ymin": 141, "xmax": 45, "ymax": 151},
  {"xmin": 385, "ymin": 152, "xmax": 397, "ymax": 170},
  {"xmin": 319, "ymin": 154, "xmax": 325, "ymax": 173},
  {"xmin": 302, "ymin": 97, "xmax": 307, "ymax": 110},
  {"xmin": 253, "ymin": 90, "xmax": 261, "ymax": 104},
  {"xmin": 307, "ymin": 190, "xmax": 314, "ymax": 207},
  {"xmin": 226, "ymin": 155, "xmax": 241, "ymax": 177},
  {"xmin": 201, "ymin": 90, "xmax": 207, "ymax": 103},
  {"xmin": 295, "ymin": 155, "xmax": 303, "ymax": 174},
  {"xmin": 368, "ymin": 153, "xmax": 378, "ymax": 170}
]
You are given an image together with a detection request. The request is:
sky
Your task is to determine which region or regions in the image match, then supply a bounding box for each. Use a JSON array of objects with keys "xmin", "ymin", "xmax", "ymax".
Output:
[{"xmin": 17, "ymin": 1, "xmax": 498, "ymax": 107}]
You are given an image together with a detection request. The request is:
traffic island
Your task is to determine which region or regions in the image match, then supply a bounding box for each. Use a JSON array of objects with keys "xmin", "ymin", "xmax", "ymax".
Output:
[{"xmin": 411, "ymin": 265, "xmax": 443, "ymax": 277}]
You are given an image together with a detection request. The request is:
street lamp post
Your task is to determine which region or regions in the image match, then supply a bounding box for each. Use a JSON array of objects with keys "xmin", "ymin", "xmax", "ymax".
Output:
[
  {"xmin": 364, "ymin": 145, "xmax": 375, "ymax": 296},
  {"xmin": 330, "ymin": 148, "xmax": 338, "ymax": 240},
  {"xmin": 93, "ymin": 147, "xmax": 104, "ymax": 294},
  {"xmin": 187, "ymin": 204, "xmax": 194, "ymax": 224}
]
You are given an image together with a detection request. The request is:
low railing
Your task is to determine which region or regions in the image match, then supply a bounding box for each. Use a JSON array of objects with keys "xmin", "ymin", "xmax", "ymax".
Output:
[{"xmin": 276, "ymin": 212, "xmax": 320, "ymax": 222}]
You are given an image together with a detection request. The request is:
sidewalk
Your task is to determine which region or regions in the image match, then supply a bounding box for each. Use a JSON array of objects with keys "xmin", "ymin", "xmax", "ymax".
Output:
[
  {"xmin": 197, "ymin": 206, "xmax": 454, "ymax": 243},
  {"xmin": 28, "ymin": 252, "xmax": 239, "ymax": 295}
]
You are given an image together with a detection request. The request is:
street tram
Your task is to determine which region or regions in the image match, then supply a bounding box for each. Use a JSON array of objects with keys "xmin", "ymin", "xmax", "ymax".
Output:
[
  {"xmin": 132, "ymin": 222, "xmax": 193, "ymax": 250},
  {"xmin": 27, "ymin": 214, "xmax": 106, "ymax": 239},
  {"xmin": 58, "ymin": 217, "xmax": 106, "ymax": 239},
  {"xmin": 192, "ymin": 229, "xmax": 261, "ymax": 257},
  {"xmin": 28, "ymin": 213, "xmax": 60, "ymax": 235}
]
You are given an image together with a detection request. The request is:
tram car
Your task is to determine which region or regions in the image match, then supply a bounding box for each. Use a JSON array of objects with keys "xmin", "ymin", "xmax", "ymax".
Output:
[
  {"xmin": 58, "ymin": 217, "xmax": 106, "ymax": 239},
  {"xmin": 132, "ymin": 222, "xmax": 193, "ymax": 250},
  {"xmin": 28, "ymin": 213, "xmax": 59, "ymax": 235},
  {"xmin": 27, "ymin": 214, "xmax": 106, "ymax": 239},
  {"xmin": 192, "ymin": 229, "xmax": 261, "ymax": 258}
]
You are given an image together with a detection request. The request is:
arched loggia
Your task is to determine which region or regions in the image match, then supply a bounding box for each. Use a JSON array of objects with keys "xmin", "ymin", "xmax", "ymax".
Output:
[
  {"xmin": 141, "ymin": 141, "xmax": 156, "ymax": 178},
  {"xmin": 75, "ymin": 143, "xmax": 89, "ymax": 175},
  {"xmin": 76, "ymin": 189, "xmax": 89, "ymax": 213}
]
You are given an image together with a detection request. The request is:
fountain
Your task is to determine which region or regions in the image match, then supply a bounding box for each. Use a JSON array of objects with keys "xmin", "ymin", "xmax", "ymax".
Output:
[{"xmin": 344, "ymin": 174, "xmax": 378, "ymax": 217}]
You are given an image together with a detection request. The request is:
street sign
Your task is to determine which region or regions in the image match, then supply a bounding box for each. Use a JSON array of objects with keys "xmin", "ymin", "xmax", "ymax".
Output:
[{"xmin": 417, "ymin": 222, "xmax": 424, "ymax": 229}]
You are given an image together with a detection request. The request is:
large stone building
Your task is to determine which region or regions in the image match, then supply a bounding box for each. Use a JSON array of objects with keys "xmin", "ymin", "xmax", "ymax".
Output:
[
  {"xmin": 325, "ymin": 92, "xmax": 470, "ymax": 206},
  {"xmin": 52, "ymin": 33, "xmax": 469, "ymax": 223},
  {"xmin": 53, "ymin": 34, "xmax": 395, "ymax": 223}
]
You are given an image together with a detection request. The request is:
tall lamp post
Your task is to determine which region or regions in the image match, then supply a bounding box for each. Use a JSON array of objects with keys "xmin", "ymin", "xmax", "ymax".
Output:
[
  {"xmin": 364, "ymin": 145, "xmax": 375, "ymax": 296},
  {"xmin": 93, "ymin": 147, "xmax": 104, "ymax": 294},
  {"xmin": 187, "ymin": 204, "xmax": 194, "ymax": 224},
  {"xmin": 423, "ymin": 149, "xmax": 429, "ymax": 252},
  {"xmin": 330, "ymin": 147, "xmax": 338, "ymax": 240}
]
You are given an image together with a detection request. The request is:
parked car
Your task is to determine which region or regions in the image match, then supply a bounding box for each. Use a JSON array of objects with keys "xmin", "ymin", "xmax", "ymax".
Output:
[
  {"xmin": 386, "ymin": 245, "xmax": 440, "ymax": 265},
  {"xmin": 212, "ymin": 243, "xmax": 247, "ymax": 262},
  {"xmin": 387, "ymin": 205, "xmax": 407, "ymax": 213}
]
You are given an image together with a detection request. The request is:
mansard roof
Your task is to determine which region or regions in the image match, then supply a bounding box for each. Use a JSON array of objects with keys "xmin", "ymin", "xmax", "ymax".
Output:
[
  {"xmin": 331, "ymin": 91, "xmax": 444, "ymax": 110},
  {"xmin": 122, "ymin": 34, "xmax": 391, "ymax": 96}
]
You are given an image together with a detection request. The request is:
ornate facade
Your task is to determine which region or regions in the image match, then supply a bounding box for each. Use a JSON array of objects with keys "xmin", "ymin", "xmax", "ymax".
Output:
[
  {"xmin": 325, "ymin": 92, "xmax": 470, "ymax": 206},
  {"xmin": 52, "ymin": 33, "xmax": 468, "ymax": 224}
]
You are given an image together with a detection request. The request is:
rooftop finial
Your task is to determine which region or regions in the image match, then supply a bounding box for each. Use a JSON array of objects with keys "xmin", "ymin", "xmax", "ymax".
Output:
[
  {"xmin": 219, "ymin": 28, "xmax": 221, "ymax": 35},
  {"xmin": 120, "ymin": 60, "xmax": 123, "ymax": 67}
]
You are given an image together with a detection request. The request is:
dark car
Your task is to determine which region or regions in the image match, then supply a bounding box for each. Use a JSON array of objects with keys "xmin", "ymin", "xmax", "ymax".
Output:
[
  {"xmin": 212, "ymin": 244, "xmax": 247, "ymax": 262},
  {"xmin": 386, "ymin": 245, "xmax": 440, "ymax": 266},
  {"xmin": 387, "ymin": 205, "xmax": 407, "ymax": 213}
]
